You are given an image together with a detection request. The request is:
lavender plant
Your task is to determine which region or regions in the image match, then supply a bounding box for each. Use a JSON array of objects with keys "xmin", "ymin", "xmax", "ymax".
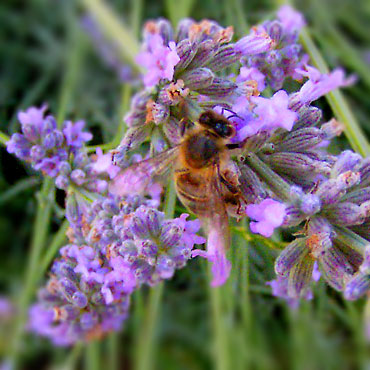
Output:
[{"xmin": 3, "ymin": 3, "xmax": 370, "ymax": 363}]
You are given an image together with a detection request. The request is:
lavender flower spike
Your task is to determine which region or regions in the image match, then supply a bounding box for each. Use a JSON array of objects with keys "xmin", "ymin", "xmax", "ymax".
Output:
[{"xmin": 7, "ymin": 106, "xmax": 108, "ymax": 192}]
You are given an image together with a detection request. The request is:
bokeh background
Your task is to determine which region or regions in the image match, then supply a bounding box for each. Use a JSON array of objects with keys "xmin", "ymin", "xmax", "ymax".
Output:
[{"xmin": 1, "ymin": 0, "xmax": 370, "ymax": 369}]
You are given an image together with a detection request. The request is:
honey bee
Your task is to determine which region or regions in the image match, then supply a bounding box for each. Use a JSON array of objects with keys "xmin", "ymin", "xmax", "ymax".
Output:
[{"xmin": 110, "ymin": 110, "xmax": 245, "ymax": 247}]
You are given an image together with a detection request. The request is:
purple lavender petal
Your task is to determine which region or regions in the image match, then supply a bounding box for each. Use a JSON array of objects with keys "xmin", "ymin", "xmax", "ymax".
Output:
[
  {"xmin": 246, "ymin": 198, "xmax": 287, "ymax": 237},
  {"xmin": 63, "ymin": 120, "xmax": 93, "ymax": 148},
  {"xmin": 250, "ymin": 90, "xmax": 298, "ymax": 132},
  {"xmin": 192, "ymin": 222, "xmax": 231, "ymax": 287},
  {"xmin": 136, "ymin": 34, "xmax": 180, "ymax": 87},
  {"xmin": 296, "ymin": 66, "xmax": 356, "ymax": 104},
  {"xmin": 91, "ymin": 148, "xmax": 120, "ymax": 179}
]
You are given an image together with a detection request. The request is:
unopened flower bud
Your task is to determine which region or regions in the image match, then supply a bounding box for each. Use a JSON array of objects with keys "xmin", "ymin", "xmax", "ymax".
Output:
[
  {"xmin": 197, "ymin": 77, "xmax": 237, "ymax": 97},
  {"xmin": 71, "ymin": 291, "xmax": 88, "ymax": 308},
  {"xmin": 175, "ymin": 39, "xmax": 197, "ymax": 71},
  {"xmin": 181, "ymin": 67, "xmax": 214, "ymax": 90},
  {"xmin": 206, "ymin": 44, "xmax": 240, "ymax": 72},
  {"xmin": 274, "ymin": 127, "xmax": 325, "ymax": 152},
  {"xmin": 160, "ymin": 223, "xmax": 182, "ymax": 246}
]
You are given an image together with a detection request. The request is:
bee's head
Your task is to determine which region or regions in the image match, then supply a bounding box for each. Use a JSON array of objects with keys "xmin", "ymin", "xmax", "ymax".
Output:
[{"xmin": 198, "ymin": 110, "xmax": 235, "ymax": 139}]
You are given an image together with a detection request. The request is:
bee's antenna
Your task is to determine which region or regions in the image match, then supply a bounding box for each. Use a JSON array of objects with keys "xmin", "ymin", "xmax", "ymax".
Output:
[
  {"xmin": 220, "ymin": 107, "xmax": 242, "ymax": 121},
  {"xmin": 220, "ymin": 107, "xmax": 233, "ymax": 115},
  {"xmin": 226, "ymin": 114, "xmax": 241, "ymax": 120}
]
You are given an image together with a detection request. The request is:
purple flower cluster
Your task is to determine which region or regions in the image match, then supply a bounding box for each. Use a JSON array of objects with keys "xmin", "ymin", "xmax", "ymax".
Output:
[
  {"xmin": 270, "ymin": 150, "xmax": 370, "ymax": 298},
  {"xmin": 6, "ymin": 106, "xmax": 118, "ymax": 193},
  {"xmin": 107, "ymin": 8, "xmax": 357, "ymax": 295},
  {"xmin": 239, "ymin": 111, "xmax": 369, "ymax": 303},
  {"xmin": 241, "ymin": 5, "xmax": 307, "ymax": 90},
  {"xmin": 84, "ymin": 196, "xmax": 205, "ymax": 286},
  {"xmin": 115, "ymin": 17, "xmax": 275, "ymax": 157},
  {"xmin": 28, "ymin": 194, "xmax": 204, "ymax": 345},
  {"xmin": 5, "ymin": 4, "xmax": 369, "ymax": 347},
  {"xmin": 29, "ymin": 269, "xmax": 131, "ymax": 346}
]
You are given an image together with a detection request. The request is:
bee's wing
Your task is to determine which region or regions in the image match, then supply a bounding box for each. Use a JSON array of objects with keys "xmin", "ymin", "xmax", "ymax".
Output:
[
  {"xmin": 201, "ymin": 165, "xmax": 231, "ymax": 251},
  {"xmin": 109, "ymin": 146, "xmax": 180, "ymax": 196},
  {"xmin": 194, "ymin": 165, "xmax": 231, "ymax": 286}
]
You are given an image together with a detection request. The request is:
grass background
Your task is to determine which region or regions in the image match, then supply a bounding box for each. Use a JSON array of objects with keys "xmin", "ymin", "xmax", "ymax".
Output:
[{"xmin": 1, "ymin": 0, "xmax": 370, "ymax": 369}]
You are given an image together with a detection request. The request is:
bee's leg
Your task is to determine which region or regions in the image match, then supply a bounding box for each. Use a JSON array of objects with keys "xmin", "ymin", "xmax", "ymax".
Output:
[
  {"xmin": 220, "ymin": 176, "xmax": 239, "ymax": 194},
  {"xmin": 217, "ymin": 163, "xmax": 239, "ymax": 195},
  {"xmin": 226, "ymin": 143, "xmax": 243, "ymax": 150},
  {"xmin": 219, "ymin": 169, "xmax": 249, "ymax": 206},
  {"xmin": 180, "ymin": 119, "xmax": 192, "ymax": 137},
  {"xmin": 179, "ymin": 118, "xmax": 187, "ymax": 137},
  {"xmin": 236, "ymin": 201, "xmax": 243, "ymax": 217}
]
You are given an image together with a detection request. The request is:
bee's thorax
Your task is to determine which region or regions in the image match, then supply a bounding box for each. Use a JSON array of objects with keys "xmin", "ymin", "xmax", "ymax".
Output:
[{"xmin": 182, "ymin": 133, "xmax": 219, "ymax": 169}]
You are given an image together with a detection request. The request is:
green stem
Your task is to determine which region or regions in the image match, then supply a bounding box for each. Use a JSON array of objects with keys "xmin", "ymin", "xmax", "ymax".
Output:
[
  {"xmin": 68, "ymin": 343, "xmax": 83, "ymax": 368},
  {"xmin": 0, "ymin": 131, "xmax": 10, "ymax": 146},
  {"xmin": 133, "ymin": 180, "xmax": 177, "ymax": 370},
  {"xmin": 244, "ymin": 153, "xmax": 292, "ymax": 201},
  {"xmin": 107, "ymin": 333, "xmax": 119, "ymax": 370},
  {"xmin": 56, "ymin": 16, "xmax": 86, "ymax": 127},
  {"xmin": 134, "ymin": 283, "xmax": 165, "ymax": 370},
  {"xmin": 85, "ymin": 340, "xmax": 101, "ymax": 370},
  {"xmin": 210, "ymin": 285, "xmax": 230, "ymax": 370},
  {"xmin": 299, "ymin": 28, "xmax": 370, "ymax": 157},
  {"xmin": 238, "ymin": 219, "xmax": 252, "ymax": 366},
  {"xmin": 110, "ymin": 84, "xmax": 132, "ymax": 149},
  {"xmin": 80, "ymin": 0, "xmax": 141, "ymax": 71},
  {"xmin": 8, "ymin": 178, "xmax": 54, "ymax": 369},
  {"xmin": 131, "ymin": 0, "xmax": 143, "ymax": 38},
  {"xmin": 209, "ymin": 221, "xmax": 251, "ymax": 370},
  {"xmin": 234, "ymin": 0, "xmax": 249, "ymax": 33},
  {"xmin": 163, "ymin": 178, "xmax": 177, "ymax": 217},
  {"xmin": 39, "ymin": 220, "xmax": 69, "ymax": 275},
  {"xmin": 165, "ymin": 0, "xmax": 195, "ymax": 27},
  {"xmin": 343, "ymin": 301, "xmax": 367, "ymax": 369}
]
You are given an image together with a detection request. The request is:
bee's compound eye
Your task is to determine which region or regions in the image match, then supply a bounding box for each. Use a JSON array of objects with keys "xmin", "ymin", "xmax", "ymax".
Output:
[{"xmin": 215, "ymin": 122, "xmax": 232, "ymax": 137}]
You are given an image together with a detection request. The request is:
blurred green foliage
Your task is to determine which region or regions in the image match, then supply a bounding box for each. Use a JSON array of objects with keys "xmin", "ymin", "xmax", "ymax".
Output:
[{"xmin": 1, "ymin": 0, "xmax": 370, "ymax": 369}]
